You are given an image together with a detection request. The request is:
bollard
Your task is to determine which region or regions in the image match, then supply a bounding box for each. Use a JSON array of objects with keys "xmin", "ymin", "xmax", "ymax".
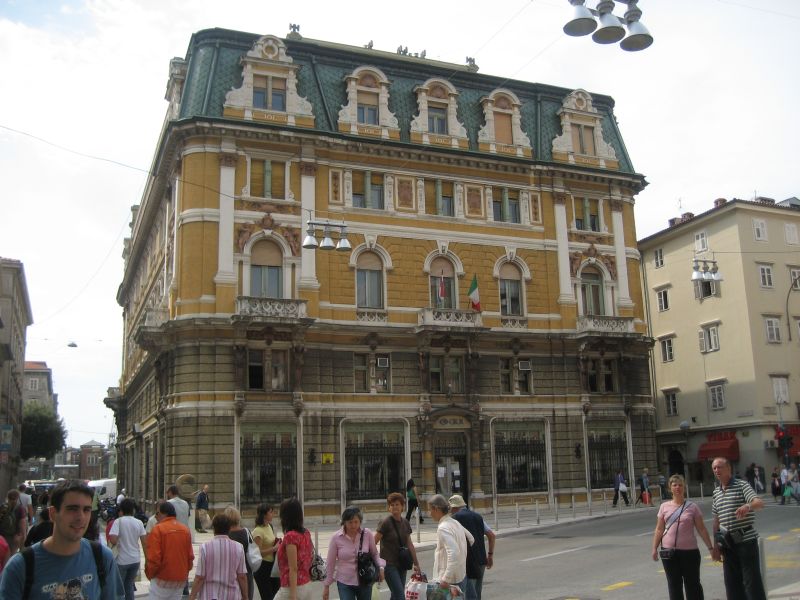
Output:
[
  {"xmin": 603, "ymin": 491, "xmax": 608, "ymax": 515},
  {"xmin": 315, "ymin": 527, "xmax": 319, "ymax": 553},
  {"xmin": 759, "ymin": 537, "xmax": 768, "ymax": 596},
  {"xmin": 515, "ymin": 502, "xmax": 520, "ymax": 528},
  {"xmin": 536, "ymin": 499, "xmax": 540, "ymax": 524},
  {"xmin": 554, "ymin": 495, "xmax": 559, "ymax": 522},
  {"xmin": 700, "ymin": 483, "xmax": 704, "ymax": 500},
  {"xmin": 493, "ymin": 495, "xmax": 498, "ymax": 532},
  {"xmin": 588, "ymin": 492, "xmax": 592, "ymax": 517},
  {"xmin": 571, "ymin": 494, "xmax": 576, "ymax": 519},
  {"xmin": 416, "ymin": 508, "xmax": 421, "ymax": 544}
]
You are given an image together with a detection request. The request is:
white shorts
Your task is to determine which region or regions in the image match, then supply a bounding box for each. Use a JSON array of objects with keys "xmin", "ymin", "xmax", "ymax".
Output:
[{"xmin": 274, "ymin": 583, "xmax": 313, "ymax": 600}]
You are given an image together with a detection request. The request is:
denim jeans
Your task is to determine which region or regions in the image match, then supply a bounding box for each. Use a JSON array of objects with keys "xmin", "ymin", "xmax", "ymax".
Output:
[
  {"xmin": 337, "ymin": 581, "xmax": 373, "ymax": 600},
  {"xmin": 384, "ymin": 565, "xmax": 407, "ymax": 600},
  {"xmin": 661, "ymin": 548, "xmax": 703, "ymax": 600},
  {"xmin": 117, "ymin": 562, "xmax": 139, "ymax": 600},
  {"xmin": 465, "ymin": 564, "xmax": 486, "ymax": 600},
  {"xmin": 721, "ymin": 539, "xmax": 766, "ymax": 600}
]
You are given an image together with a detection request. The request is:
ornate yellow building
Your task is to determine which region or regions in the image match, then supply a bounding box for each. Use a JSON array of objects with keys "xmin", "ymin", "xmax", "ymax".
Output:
[{"xmin": 108, "ymin": 27, "xmax": 655, "ymax": 516}]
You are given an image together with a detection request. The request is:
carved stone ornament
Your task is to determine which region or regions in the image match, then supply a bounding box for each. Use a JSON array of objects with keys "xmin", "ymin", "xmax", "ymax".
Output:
[
  {"xmin": 300, "ymin": 162, "xmax": 316, "ymax": 177},
  {"xmin": 236, "ymin": 213, "xmax": 300, "ymax": 256},
  {"xmin": 219, "ymin": 153, "xmax": 237, "ymax": 168}
]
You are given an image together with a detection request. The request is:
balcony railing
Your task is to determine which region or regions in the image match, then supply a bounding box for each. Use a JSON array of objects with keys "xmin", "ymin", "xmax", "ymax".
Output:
[
  {"xmin": 576, "ymin": 315, "xmax": 634, "ymax": 334},
  {"xmin": 236, "ymin": 297, "xmax": 308, "ymax": 320},
  {"xmin": 418, "ymin": 307, "xmax": 482, "ymax": 327}
]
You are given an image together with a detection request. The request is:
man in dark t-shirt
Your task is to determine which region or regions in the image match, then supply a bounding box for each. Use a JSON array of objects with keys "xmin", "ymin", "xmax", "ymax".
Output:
[{"xmin": 449, "ymin": 494, "xmax": 495, "ymax": 600}]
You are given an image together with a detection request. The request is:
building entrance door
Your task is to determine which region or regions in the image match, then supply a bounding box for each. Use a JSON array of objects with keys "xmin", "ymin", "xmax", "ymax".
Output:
[{"xmin": 434, "ymin": 434, "xmax": 468, "ymax": 501}]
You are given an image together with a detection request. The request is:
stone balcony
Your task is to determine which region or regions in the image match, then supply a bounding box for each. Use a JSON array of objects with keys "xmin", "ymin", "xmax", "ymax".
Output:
[
  {"xmin": 235, "ymin": 296, "xmax": 308, "ymax": 321},
  {"xmin": 417, "ymin": 307, "xmax": 482, "ymax": 328},
  {"xmin": 576, "ymin": 315, "xmax": 635, "ymax": 335}
]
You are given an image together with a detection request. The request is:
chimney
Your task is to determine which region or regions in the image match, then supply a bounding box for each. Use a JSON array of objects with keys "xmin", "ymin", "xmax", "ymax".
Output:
[
  {"xmin": 668, "ymin": 217, "xmax": 680, "ymax": 227},
  {"xmin": 714, "ymin": 198, "xmax": 727, "ymax": 208},
  {"xmin": 756, "ymin": 197, "xmax": 775, "ymax": 205},
  {"xmin": 681, "ymin": 212, "xmax": 695, "ymax": 222}
]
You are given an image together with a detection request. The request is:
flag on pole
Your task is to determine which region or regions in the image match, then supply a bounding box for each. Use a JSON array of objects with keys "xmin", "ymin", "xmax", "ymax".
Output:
[
  {"xmin": 468, "ymin": 274, "xmax": 481, "ymax": 311},
  {"xmin": 438, "ymin": 271, "xmax": 446, "ymax": 304}
]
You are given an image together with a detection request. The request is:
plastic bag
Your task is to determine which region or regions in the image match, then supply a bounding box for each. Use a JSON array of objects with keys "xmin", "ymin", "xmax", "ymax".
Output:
[{"xmin": 406, "ymin": 572, "xmax": 428, "ymax": 600}]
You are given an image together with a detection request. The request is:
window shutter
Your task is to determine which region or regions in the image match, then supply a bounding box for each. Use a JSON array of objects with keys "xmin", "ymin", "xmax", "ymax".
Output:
[
  {"xmin": 698, "ymin": 330, "xmax": 706, "ymax": 352},
  {"xmin": 693, "ymin": 280, "xmax": 701, "ymax": 299}
]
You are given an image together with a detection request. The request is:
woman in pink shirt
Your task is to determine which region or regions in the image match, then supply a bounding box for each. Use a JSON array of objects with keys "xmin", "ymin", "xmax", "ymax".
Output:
[
  {"xmin": 651, "ymin": 474, "xmax": 715, "ymax": 600},
  {"xmin": 322, "ymin": 506, "xmax": 384, "ymax": 600}
]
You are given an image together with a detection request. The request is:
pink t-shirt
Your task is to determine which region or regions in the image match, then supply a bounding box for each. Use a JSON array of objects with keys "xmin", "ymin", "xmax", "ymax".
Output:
[{"xmin": 658, "ymin": 501, "xmax": 703, "ymax": 550}]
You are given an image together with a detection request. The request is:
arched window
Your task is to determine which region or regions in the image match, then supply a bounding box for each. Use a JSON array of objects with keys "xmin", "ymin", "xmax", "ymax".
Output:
[
  {"xmin": 580, "ymin": 268, "xmax": 605, "ymax": 315},
  {"xmin": 356, "ymin": 251, "xmax": 384, "ymax": 309},
  {"xmin": 430, "ymin": 257, "xmax": 456, "ymax": 309},
  {"xmin": 250, "ymin": 240, "xmax": 283, "ymax": 298},
  {"xmin": 499, "ymin": 263, "xmax": 523, "ymax": 316}
]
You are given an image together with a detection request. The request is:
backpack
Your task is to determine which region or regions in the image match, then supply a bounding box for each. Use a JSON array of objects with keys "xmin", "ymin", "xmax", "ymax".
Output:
[
  {"xmin": 21, "ymin": 540, "xmax": 106, "ymax": 600},
  {"xmin": 0, "ymin": 502, "xmax": 21, "ymax": 536}
]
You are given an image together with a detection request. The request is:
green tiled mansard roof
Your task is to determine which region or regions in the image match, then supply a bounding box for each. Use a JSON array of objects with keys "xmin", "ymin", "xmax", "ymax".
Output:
[{"xmin": 178, "ymin": 28, "xmax": 634, "ymax": 173}]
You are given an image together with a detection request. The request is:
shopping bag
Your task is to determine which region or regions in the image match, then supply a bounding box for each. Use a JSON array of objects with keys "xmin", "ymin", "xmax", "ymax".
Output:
[
  {"xmin": 372, "ymin": 583, "xmax": 381, "ymax": 600},
  {"xmin": 405, "ymin": 572, "xmax": 428, "ymax": 600},
  {"xmin": 643, "ymin": 490, "xmax": 651, "ymax": 505}
]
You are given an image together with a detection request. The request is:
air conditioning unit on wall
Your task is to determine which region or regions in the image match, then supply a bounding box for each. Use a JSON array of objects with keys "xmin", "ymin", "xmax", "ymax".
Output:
[
  {"xmin": 764, "ymin": 440, "xmax": 777, "ymax": 449},
  {"xmin": 518, "ymin": 360, "xmax": 532, "ymax": 371},
  {"xmin": 376, "ymin": 357, "xmax": 389, "ymax": 368}
]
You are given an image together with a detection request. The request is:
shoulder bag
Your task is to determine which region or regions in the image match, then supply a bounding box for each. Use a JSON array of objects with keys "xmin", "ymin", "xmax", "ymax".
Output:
[
  {"xmin": 357, "ymin": 529, "xmax": 379, "ymax": 585},
  {"xmin": 389, "ymin": 517, "xmax": 414, "ymax": 571},
  {"xmin": 309, "ymin": 534, "xmax": 327, "ymax": 582},
  {"xmin": 659, "ymin": 501, "xmax": 687, "ymax": 560},
  {"xmin": 246, "ymin": 528, "xmax": 263, "ymax": 572}
]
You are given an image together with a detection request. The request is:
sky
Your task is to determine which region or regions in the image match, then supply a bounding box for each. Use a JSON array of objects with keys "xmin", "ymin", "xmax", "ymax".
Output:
[{"xmin": 0, "ymin": 0, "xmax": 798, "ymax": 448}]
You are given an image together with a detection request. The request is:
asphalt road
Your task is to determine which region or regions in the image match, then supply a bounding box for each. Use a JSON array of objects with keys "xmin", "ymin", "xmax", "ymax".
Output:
[{"xmin": 397, "ymin": 499, "xmax": 800, "ymax": 600}]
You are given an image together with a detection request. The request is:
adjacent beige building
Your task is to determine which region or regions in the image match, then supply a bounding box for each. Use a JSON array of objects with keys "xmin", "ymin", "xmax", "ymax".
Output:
[{"xmin": 639, "ymin": 197, "xmax": 800, "ymax": 489}]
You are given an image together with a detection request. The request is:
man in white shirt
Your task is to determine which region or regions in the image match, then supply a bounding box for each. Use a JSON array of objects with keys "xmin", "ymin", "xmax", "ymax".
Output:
[
  {"xmin": 428, "ymin": 494, "xmax": 473, "ymax": 597},
  {"xmin": 16, "ymin": 484, "xmax": 33, "ymax": 525},
  {"xmin": 116, "ymin": 488, "xmax": 126, "ymax": 506},
  {"xmin": 108, "ymin": 498, "xmax": 147, "ymax": 600}
]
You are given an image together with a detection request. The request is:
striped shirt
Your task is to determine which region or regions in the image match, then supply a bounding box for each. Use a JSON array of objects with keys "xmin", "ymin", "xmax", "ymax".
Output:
[
  {"xmin": 195, "ymin": 535, "xmax": 247, "ymax": 600},
  {"xmin": 712, "ymin": 477, "xmax": 758, "ymax": 543}
]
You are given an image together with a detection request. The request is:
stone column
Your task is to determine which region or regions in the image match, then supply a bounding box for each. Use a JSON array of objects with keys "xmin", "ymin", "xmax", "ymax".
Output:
[
  {"xmin": 298, "ymin": 163, "xmax": 320, "ymax": 289},
  {"xmin": 214, "ymin": 150, "xmax": 237, "ymax": 286},
  {"xmin": 611, "ymin": 200, "xmax": 633, "ymax": 308},
  {"xmin": 554, "ymin": 194, "xmax": 575, "ymax": 304}
]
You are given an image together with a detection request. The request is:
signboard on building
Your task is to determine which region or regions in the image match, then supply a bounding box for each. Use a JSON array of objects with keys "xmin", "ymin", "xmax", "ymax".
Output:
[{"xmin": 0, "ymin": 424, "xmax": 12, "ymax": 451}]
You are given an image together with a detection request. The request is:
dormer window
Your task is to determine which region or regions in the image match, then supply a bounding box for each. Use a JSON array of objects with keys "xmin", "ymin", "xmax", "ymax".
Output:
[
  {"xmin": 410, "ymin": 79, "xmax": 467, "ymax": 147},
  {"xmin": 339, "ymin": 67, "xmax": 399, "ymax": 138},
  {"xmin": 428, "ymin": 105, "xmax": 447, "ymax": 134},
  {"xmin": 253, "ymin": 75, "xmax": 286, "ymax": 111},
  {"xmin": 478, "ymin": 89, "xmax": 531, "ymax": 157},
  {"xmin": 572, "ymin": 124, "xmax": 596, "ymax": 156},
  {"xmin": 552, "ymin": 89, "xmax": 617, "ymax": 168}
]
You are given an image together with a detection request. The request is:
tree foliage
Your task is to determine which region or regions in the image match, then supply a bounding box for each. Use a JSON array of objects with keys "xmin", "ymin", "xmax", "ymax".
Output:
[{"xmin": 21, "ymin": 402, "xmax": 67, "ymax": 460}]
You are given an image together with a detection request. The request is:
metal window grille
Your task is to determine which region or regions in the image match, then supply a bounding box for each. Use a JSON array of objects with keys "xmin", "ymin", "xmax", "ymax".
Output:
[
  {"xmin": 345, "ymin": 440, "xmax": 405, "ymax": 502},
  {"xmin": 588, "ymin": 434, "xmax": 628, "ymax": 488},
  {"xmin": 495, "ymin": 437, "xmax": 547, "ymax": 493},
  {"xmin": 241, "ymin": 442, "xmax": 297, "ymax": 505}
]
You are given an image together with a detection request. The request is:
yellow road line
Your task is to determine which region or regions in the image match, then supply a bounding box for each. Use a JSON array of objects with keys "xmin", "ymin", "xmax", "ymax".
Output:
[
  {"xmin": 765, "ymin": 535, "xmax": 781, "ymax": 541},
  {"xmin": 602, "ymin": 582, "xmax": 634, "ymax": 591}
]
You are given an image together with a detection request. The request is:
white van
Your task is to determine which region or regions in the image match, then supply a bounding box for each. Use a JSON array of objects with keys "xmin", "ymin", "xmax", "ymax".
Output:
[{"xmin": 88, "ymin": 478, "xmax": 117, "ymax": 501}]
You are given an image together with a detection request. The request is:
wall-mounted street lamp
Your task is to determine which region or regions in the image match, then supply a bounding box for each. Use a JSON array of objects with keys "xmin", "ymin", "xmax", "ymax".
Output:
[
  {"xmin": 302, "ymin": 216, "xmax": 351, "ymax": 252},
  {"xmin": 690, "ymin": 259, "xmax": 724, "ymax": 283},
  {"xmin": 786, "ymin": 272, "xmax": 800, "ymax": 341},
  {"xmin": 563, "ymin": 0, "xmax": 653, "ymax": 52}
]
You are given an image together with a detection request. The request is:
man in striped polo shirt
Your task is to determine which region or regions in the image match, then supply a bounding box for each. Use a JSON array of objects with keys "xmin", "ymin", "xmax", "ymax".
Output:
[{"xmin": 711, "ymin": 457, "xmax": 766, "ymax": 600}]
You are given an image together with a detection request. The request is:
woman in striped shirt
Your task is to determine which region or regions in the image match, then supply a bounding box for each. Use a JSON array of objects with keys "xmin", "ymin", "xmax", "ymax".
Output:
[{"xmin": 189, "ymin": 514, "xmax": 249, "ymax": 600}]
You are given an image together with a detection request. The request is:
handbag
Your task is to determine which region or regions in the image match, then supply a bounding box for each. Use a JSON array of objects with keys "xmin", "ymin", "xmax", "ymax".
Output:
[
  {"xmin": 405, "ymin": 572, "xmax": 428, "ymax": 600},
  {"xmin": 246, "ymin": 528, "xmax": 263, "ymax": 572},
  {"xmin": 309, "ymin": 538, "xmax": 327, "ymax": 582},
  {"xmin": 357, "ymin": 529, "xmax": 379, "ymax": 585},
  {"xmin": 659, "ymin": 501, "xmax": 687, "ymax": 561},
  {"xmin": 389, "ymin": 517, "xmax": 414, "ymax": 571},
  {"xmin": 618, "ymin": 482, "xmax": 628, "ymax": 493}
]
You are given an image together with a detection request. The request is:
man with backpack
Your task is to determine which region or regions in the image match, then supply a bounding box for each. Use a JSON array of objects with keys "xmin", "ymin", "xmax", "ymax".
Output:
[
  {"xmin": 0, "ymin": 480, "xmax": 125, "ymax": 599},
  {"xmin": 1, "ymin": 489, "xmax": 28, "ymax": 555}
]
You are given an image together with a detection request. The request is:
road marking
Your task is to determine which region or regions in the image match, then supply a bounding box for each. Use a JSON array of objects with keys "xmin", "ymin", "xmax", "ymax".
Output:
[
  {"xmin": 765, "ymin": 534, "xmax": 781, "ymax": 541},
  {"xmin": 602, "ymin": 582, "xmax": 633, "ymax": 591},
  {"xmin": 521, "ymin": 545, "xmax": 593, "ymax": 561},
  {"xmin": 635, "ymin": 530, "xmax": 652, "ymax": 537}
]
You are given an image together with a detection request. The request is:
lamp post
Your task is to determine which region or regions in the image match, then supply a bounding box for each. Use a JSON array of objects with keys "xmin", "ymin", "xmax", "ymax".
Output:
[
  {"xmin": 785, "ymin": 272, "xmax": 800, "ymax": 341},
  {"xmin": 679, "ymin": 420, "xmax": 691, "ymax": 489},
  {"xmin": 563, "ymin": 0, "xmax": 654, "ymax": 52}
]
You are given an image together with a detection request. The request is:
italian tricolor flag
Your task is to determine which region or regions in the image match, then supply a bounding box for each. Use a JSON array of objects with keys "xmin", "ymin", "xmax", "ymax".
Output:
[{"xmin": 468, "ymin": 274, "xmax": 481, "ymax": 311}]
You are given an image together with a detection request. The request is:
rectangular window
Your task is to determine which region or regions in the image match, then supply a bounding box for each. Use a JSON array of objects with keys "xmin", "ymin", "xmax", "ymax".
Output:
[
  {"xmin": 248, "ymin": 350, "xmax": 264, "ymax": 390},
  {"xmin": 429, "ymin": 355, "xmax": 443, "ymax": 393},
  {"xmin": 516, "ymin": 359, "xmax": 533, "ymax": 394},
  {"xmin": 765, "ymin": 317, "xmax": 782, "ymax": 343},
  {"xmin": 354, "ymin": 354, "xmax": 368, "ymax": 392},
  {"xmin": 657, "ymin": 289, "xmax": 669, "ymax": 312},
  {"xmin": 27, "ymin": 378, "xmax": 39, "ymax": 391},
  {"xmin": 499, "ymin": 359, "xmax": 512, "ymax": 394},
  {"xmin": 759, "ymin": 264, "xmax": 774, "ymax": 288},
  {"xmin": 492, "ymin": 199, "xmax": 503, "ymax": 221},
  {"xmin": 709, "ymin": 384, "xmax": 726, "ymax": 410},
  {"xmin": 436, "ymin": 180, "xmax": 454, "ymax": 217},
  {"xmin": 271, "ymin": 350, "xmax": 288, "ymax": 391},
  {"xmin": 345, "ymin": 429, "xmax": 404, "ymax": 502},
  {"xmin": 495, "ymin": 425, "xmax": 548, "ymax": 493},
  {"xmin": 250, "ymin": 265, "xmax": 282, "ymax": 298},
  {"xmin": 791, "ymin": 267, "xmax": 800, "ymax": 290},
  {"xmin": 253, "ymin": 76, "xmax": 287, "ymax": 111},
  {"xmin": 587, "ymin": 359, "xmax": 617, "ymax": 393},
  {"xmin": 753, "ymin": 218, "xmax": 768, "ymax": 241},
  {"xmin": 772, "ymin": 376, "xmax": 789, "ymax": 405},
  {"xmin": 660, "ymin": 338, "xmax": 674, "ymax": 362},
  {"xmin": 250, "ymin": 160, "xmax": 285, "ymax": 199},
  {"xmin": 357, "ymin": 270, "xmax": 383, "ymax": 308},
  {"xmin": 241, "ymin": 428, "xmax": 297, "ymax": 505},
  {"xmin": 446, "ymin": 357, "xmax": 463, "ymax": 393},
  {"xmin": 571, "ymin": 124, "xmax": 595, "ymax": 155},
  {"xmin": 428, "ymin": 106, "xmax": 448, "ymax": 134},
  {"xmin": 699, "ymin": 325, "xmax": 720, "ymax": 353},
  {"xmin": 357, "ymin": 95, "xmax": 379, "ymax": 125},
  {"xmin": 694, "ymin": 279, "xmax": 717, "ymax": 300},
  {"xmin": 375, "ymin": 354, "xmax": 390, "ymax": 393},
  {"xmin": 694, "ymin": 231, "xmax": 708, "ymax": 252},
  {"xmin": 785, "ymin": 223, "xmax": 799, "ymax": 245},
  {"xmin": 654, "ymin": 248, "xmax": 664, "ymax": 268},
  {"xmin": 508, "ymin": 196, "xmax": 521, "ymax": 224},
  {"xmin": 352, "ymin": 171, "xmax": 365, "ymax": 208},
  {"xmin": 494, "ymin": 112, "xmax": 513, "ymax": 145},
  {"xmin": 500, "ymin": 279, "xmax": 522, "ymax": 316},
  {"xmin": 428, "ymin": 355, "xmax": 464, "ymax": 394},
  {"xmin": 430, "ymin": 275, "xmax": 455, "ymax": 309},
  {"xmin": 664, "ymin": 392, "xmax": 678, "ymax": 416}
]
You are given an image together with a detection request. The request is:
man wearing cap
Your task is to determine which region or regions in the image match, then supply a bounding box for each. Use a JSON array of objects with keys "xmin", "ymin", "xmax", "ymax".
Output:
[
  {"xmin": 428, "ymin": 494, "xmax": 473, "ymax": 597},
  {"xmin": 449, "ymin": 495, "xmax": 495, "ymax": 600}
]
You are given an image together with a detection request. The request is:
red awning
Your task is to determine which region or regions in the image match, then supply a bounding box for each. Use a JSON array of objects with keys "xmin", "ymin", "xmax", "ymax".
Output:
[
  {"xmin": 780, "ymin": 437, "xmax": 800, "ymax": 460},
  {"xmin": 697, "ymin": 438, "xmax": 740, "ymax": 461}
]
